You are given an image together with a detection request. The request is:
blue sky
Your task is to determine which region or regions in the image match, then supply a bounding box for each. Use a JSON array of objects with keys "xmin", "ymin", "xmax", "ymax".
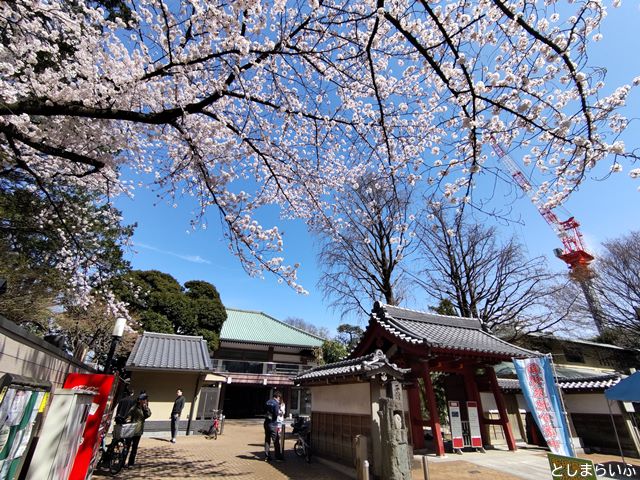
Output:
[{"xmin": 116, "ymin": 1, "xmax": 640, "ymax": 336}]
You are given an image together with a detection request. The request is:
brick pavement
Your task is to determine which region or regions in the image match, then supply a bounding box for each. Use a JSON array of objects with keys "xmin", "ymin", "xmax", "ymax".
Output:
[
  {"xmin": 93, "ymin": 420, "xmax": 593, "ymax": 479},
  {"xmin": 97, "ymin": 420, "xmax": 353, "ymax": 479}
]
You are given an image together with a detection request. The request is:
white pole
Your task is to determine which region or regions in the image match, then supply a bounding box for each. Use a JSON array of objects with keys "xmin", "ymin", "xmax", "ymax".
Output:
[
  {"xmin": 607, "ymin": 399, "xmax": 626, "ymax": 464},
  {"xmin": 362, "ymin": 460, "xmax": 370, "ymax": 480}
]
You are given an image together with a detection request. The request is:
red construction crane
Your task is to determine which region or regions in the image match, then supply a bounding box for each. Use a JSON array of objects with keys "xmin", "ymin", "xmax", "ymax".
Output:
[{"xmin": 490, "ymin": 141, "xmax": 606, "ymax": 334}]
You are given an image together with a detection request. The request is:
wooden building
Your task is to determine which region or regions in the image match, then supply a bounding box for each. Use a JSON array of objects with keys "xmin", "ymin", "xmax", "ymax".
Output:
[
  {"xmin": 351, "ymin": 302, "xmax": 535, "ymax": 456},
  {"xmin": 213, "ymin": 308, "xmax": 324, "ymax": 418},
  {"xmin": 295, "ymin": 349, "xmax": 410, "ymax": 477}
]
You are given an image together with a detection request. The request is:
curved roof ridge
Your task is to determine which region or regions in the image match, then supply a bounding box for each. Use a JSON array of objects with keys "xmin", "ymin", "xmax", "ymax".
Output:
[
  {"xmin": 375, "ymin": 302, "xmax": 483, "ymax": 330},
  {"xmin": 373, "ymin": 310, "xmax": 428, "ymax": 345},
  {"xmin": 369, "ymin": 302, "xmax": 535, "ymax": 359},
  {"xmin": 142, "ymin": 331, "xmax": 204, "ymax": 340},
  {"xmin": 311, "ymin": 350, "xmax": 379, "ymax": 371},
  {"xmin": 562, "ymin": 372, "xmax": 621, "ymax": 381},
  {"xmin": 294, "ymin": 350, "xmax": 409, "ymax": 383},
  {"xmin": 375, "ymin": 301, "xmax": 483, "ymax": 324},
  {"xmin": 226, "ymin": 307, "xmax": 279, "ymax": 321}
]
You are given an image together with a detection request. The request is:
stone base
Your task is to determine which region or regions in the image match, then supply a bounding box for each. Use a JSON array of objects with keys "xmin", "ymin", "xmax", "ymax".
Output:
[{"xmin": 144, "ymin": 419, "xmax": 211, "ymax": 435}]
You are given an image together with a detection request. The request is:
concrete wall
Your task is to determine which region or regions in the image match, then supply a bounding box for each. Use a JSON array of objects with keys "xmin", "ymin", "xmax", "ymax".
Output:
[
  {"xmin": 129, "ymin": 370, "xmax": 203, "ymax": 432},
  {"xmin": 0, "ymin": 316, "xmax": 94, "ymax": 389},
  {"xmin": 512, "ymin": 391, "xmax": 622, "ymax": 415},
  {"xmin": 564, "ymin": 393, "xmax": 622, "ymax": 415},
  {"xmin": 311, "ymin": 383, "xmax": 370, "ymax": 415}
]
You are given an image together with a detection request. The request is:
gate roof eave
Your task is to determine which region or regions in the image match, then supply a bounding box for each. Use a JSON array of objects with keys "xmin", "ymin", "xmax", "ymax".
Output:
[{"xmin": 350, "ymin": 302, "xmax": 537, "ymax": 366}]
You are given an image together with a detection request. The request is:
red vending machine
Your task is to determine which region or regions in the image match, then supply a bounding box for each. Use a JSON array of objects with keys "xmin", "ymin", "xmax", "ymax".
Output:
[{"xmin": 63, "ymin": 374, "xmax": 117, "ymax": 480}]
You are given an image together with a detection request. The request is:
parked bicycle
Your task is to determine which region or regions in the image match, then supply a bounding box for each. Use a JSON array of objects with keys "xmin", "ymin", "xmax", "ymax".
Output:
[
  {"xmin": 97, "ymin": 432, "xmax": 129, "ymax": 475},
  {"xmin": 200, "ymin": 409, "xmax": 223, "ymax": 439},
  {"xmin": 291, "ymin": 416, "xmax": 311, "ymax": 463}
]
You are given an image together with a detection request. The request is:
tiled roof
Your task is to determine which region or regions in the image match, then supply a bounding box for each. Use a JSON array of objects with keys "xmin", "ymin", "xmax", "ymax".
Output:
[
  {"xmin": 294, "ymin": 350, "xmax": 410, "ymax": 383},
  {"xmin": 220, "ymin": 308, "xmax": 324, "ymax": 348},
  {"xmin": 495, "ymin": 361, "xmax": 616, "ymax": 379},
  {"xmin": 126, "ymin": 332, "xmax": 212, "ymax": 371},
  {"xmin": 370, "ymin": 302, "xmax": 535, "ymax": 359},
  {"xmin": 526, "ymin": 332, "xmax": 640, "ymax": 352},
  {"xmin": 499, "ymin": 373, "xmax": 621, "ymax": 393}
]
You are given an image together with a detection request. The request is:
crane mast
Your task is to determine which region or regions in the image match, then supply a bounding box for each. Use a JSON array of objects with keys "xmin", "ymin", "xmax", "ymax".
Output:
[{"xmin": 490, "ymin": 141, "xmax": 607, "ymax": 334}]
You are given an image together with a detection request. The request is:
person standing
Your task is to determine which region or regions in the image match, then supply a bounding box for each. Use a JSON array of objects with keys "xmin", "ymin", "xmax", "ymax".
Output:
[
  {"xmin": 264, "ymin": 391, "xmax": 283, "ymax": 462},
  {"xmin": 115, "ymin": 387, "xmax": 135, "ymax": 423},
  {"xmin": 126, "ymin": 392, "xmax": 152, "ymax": 468},
  {"xmin": 110, "ymin": 387, "xmax": 135, "ymax": 454},
  {"xmin": 170, "ymin": 389, "xmax": 185, "ymax": 444}
]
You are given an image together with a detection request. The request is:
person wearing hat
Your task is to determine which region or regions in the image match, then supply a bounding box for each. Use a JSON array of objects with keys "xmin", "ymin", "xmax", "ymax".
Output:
[{"xmin": 124, "ymin": 392, "xmax": 152, "ymax": 468}]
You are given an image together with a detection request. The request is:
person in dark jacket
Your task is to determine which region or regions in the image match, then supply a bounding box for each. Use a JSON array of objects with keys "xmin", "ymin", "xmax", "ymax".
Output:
[
  {"xmin": 170, "ymin": 388, "xmax": 185, "ymax": 443},
  {"xmin": 263, "ymin": 391, "xmax": 283, "ymax": 462},
  {"xmin": 115, "ymin": 387, "xmax": 136, "ymax": 423},
  {"xmin": 125, "ymin": 392, "xmax": 152, "ymax": 468},
  {"xmin": 108, "ymin": 387, "xmax": 135, "ymax": 455}
]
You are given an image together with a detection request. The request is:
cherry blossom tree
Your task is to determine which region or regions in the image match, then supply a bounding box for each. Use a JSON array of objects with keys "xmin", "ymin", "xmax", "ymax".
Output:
[
  {"xmin": 0, "ymin": 168, "xmax": 133, "ymax": 321},
  {"xmin": 2, "ymin": 0, "xmax": 638, "ymax": 313}
]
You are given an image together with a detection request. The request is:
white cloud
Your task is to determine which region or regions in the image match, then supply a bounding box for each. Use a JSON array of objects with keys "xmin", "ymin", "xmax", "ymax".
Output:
[{"xmin": 134, "ymin": 242, "xmax": 211, "ymax": 264}]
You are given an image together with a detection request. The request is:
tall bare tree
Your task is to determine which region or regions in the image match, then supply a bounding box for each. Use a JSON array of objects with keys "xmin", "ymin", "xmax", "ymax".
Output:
[
  {"xmin": 593, "ymin": 231, "xmax": 640, "ymax": 337},
  {"xmin": 414, "ymin": 206, "xmax": 562, "ymax": 337},
  {"xmin": 315, "ymin": 175, "xmax": 416, "ymax": 316}
]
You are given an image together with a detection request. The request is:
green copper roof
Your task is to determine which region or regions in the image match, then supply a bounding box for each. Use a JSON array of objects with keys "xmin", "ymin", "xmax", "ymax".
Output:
[{"xmin": 220, "ymin": 308, "xmax": 324, "ymax": 348}]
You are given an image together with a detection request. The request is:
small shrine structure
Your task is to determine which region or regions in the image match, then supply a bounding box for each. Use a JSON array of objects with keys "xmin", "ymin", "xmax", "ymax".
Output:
[
  {"xmin": 351, "ymin": 302, "xmax": 535, "ymax": 456},
  {"xmin": 295, "ymin": 350, "xmax": 410, "ymax": 477}
]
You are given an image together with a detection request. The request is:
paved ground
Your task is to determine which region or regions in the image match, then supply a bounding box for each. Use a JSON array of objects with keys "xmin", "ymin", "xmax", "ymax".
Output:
[
  {"xmin": 94, "ymin": 420, "xmax": 639, "ymax": 479},
  {"xmin": 97, "ymin": 420, "xmax": 352, "ymax": 480},
  {"xmin": 414, "ymin": 446, "xmax": 640, "ymax": 480}
]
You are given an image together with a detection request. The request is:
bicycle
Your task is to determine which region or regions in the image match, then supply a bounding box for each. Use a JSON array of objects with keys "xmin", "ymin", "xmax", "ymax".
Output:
[
  {"xmin": 200, "ymin": 410, "xmax": 222, "ymax": 439},
  {"xmin": 210, "ymin": 414, "xmax": 220, "ymax": 440},
  {"xmin": 292, "ymin": 416, "xmax": 311, "ymax": 463},
  {"xmin": 97, "ymin": 433, "xmax": 129, "ymax": 475}
]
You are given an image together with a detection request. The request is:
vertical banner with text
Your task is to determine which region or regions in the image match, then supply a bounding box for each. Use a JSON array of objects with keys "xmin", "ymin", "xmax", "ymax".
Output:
[{"xmin": 513, "ymin": 356, "xmax": 574, "ymax": 457}]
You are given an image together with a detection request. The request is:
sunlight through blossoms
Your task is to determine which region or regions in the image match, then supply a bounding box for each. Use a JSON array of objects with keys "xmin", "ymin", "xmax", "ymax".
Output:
[{"xmin": 1, "ymin": 0, "xmax": 638, "ymax": 311}]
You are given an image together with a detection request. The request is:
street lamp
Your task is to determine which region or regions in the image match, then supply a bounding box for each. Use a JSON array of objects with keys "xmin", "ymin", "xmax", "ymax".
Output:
[{"xmin": 105, "ymin": 317, "xmax": 127, "ymax": 373}]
